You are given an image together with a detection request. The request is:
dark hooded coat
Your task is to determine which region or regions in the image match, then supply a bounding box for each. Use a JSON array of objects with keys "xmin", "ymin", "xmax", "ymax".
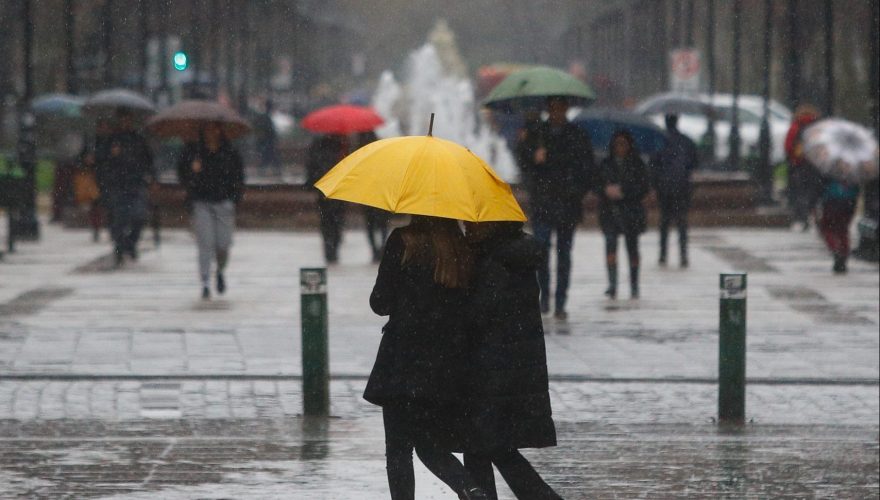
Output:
[
  {"xmin": 595, "ymin": 153, "xmax": 651, "ymax": 235},
  {"xmin": 464, "ymin": 227, "xmax": 557, "ymax": 452}
]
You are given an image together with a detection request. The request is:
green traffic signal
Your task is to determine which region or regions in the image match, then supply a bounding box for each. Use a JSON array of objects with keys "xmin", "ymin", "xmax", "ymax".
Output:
[{"xmin": 173, "ymin": 51, "xmax": 188, "ymax": 71}]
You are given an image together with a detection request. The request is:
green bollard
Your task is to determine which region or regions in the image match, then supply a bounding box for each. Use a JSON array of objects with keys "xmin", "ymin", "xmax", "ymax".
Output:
[
  {"xmin": 301, "ymin": 268, "xmax": 329, "ymax": 416},
  {"xmin": 718, "ymin": 273, "xmax": 747, "ymax": 425}
]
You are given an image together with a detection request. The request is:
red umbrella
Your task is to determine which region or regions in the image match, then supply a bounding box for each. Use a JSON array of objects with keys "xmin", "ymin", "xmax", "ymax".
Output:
[{"xmin": 301, "ymin": 104, "xmax": 384, "ymax": 135}]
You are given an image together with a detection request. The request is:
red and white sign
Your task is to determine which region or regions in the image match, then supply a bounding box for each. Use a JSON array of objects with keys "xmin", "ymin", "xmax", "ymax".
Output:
[{"xmin": 670, "ymin": 48, "xmax": 701, "ymax": 93}]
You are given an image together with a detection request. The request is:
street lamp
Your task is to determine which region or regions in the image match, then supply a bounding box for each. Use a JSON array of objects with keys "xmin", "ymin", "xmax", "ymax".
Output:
[
  {"xmin": 728, "ymin": 0, "xmax": 742, "ymax": 171},
  {"xmin": 758, "ymin": 0, "xmax": 774, "ymax": 203},
  {"xmin": 15, "ymin": 0, "xmax": 39, "ymax": 240}
]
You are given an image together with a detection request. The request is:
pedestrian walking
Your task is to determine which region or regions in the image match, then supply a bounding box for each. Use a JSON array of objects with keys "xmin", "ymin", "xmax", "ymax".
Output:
[
  {"xmin": 72, "ymin": 142, "xmax": 104, "ymax": 242},
  {"xmin": 95, "ymin": 109, "xmax": 156, "ymax": 266},
  {"xmin": 356, "ymin": 131, "xmax": 392, "ymax": 262},
  {"xmin": 176, "ymin": 122, "xmax": 245, "ymax": 299},
  {"xmin": 462, "ymin": 221, "xmax": 563, "ymax": 500},
  {"xmin": 365, "ymin": 216, "xmax": 488, "ymax": 500},
  {"xmin": 651, "ymin": 114, "xmax": 698, "ymax": 268},
  {"xmin": 818, "ymin": 176, "xmax": 860, "ymax": 273},
  {"xmin": 516, "ymin": 97, "xmax": 594, "ymax": 319},
  {"xmin": 596, "ymin": 131, "xmax": 650, "ymax": 299},
  {"xmin": 254, "ymin": 100, "xmax": 280, "ymax": 177},
  {"xmin": 784, "ymin": 104, "xmax": 824, "ymax": 231},
  {"xmin": 306, "ymin": 134, "xmax": 348, "ymax": 264}
]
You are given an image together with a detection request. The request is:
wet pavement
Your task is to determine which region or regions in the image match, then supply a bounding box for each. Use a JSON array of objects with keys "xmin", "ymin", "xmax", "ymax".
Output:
[{"xmin": 0, "ymin": 222, "xmax": 878, "ymax": 498}]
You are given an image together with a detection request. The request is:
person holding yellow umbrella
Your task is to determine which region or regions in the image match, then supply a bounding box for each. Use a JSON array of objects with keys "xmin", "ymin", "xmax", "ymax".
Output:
[{"xmin": 315, "ymin": 117, "xmax": 560, "ymax": 499}]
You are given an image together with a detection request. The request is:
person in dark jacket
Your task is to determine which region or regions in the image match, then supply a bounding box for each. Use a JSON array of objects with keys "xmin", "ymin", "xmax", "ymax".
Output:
[
  {"xmin": 356, "ymin": 131, "xmax": 392, "ymax": 262},
  {"xmin": 516, "ymin": 97, "xmax": 594, "ymax": 319},
  {"xmin": 306, "ymin": 134, "xmax": 348, "ymax": 263},
  {"xmin": 95, "ymin": 109, "xmax": 156, "ymax": 266},
  {"xmin": 461, "ymin": 221, "xmax": 562, "ymax": 500},
  {"xmin": 176, "ymin": 122, "xmax": 245, "ymax": 299},
  {"xmin": 651, "ymin": 114, "xmax": 698, "ymax": 268},
  {"xmin": 784, "ymin": 104, "xmax": 823, "ymax": 231},
  {"xmin": 365, "ymin": 216, "xmax": 487, "ymax": 500},
  {"xmin": 596, "ymin": 130, "xmax": 651, "ymax": 299}
]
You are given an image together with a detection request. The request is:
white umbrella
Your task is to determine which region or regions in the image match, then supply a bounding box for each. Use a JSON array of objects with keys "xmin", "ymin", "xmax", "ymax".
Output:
[{"xmin": 803, "ymin": 118, "xmax": 879, "ymax": 184}]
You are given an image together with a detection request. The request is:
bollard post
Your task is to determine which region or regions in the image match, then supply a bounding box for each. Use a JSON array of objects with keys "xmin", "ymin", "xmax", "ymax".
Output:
[
  {"xmin": 718, "ymin": 273, "xmax": 747, "ymax": 425},
  {"xmin": 301, "ymin": 268, "xmax": 329, "ymax": 416}
]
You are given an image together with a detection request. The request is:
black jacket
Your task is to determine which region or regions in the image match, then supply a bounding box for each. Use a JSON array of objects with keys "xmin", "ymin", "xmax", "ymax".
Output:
[
  {"xmin": 650, "ymin": 130, "xmax": 697, "ymax": 198},
  {"xmin": 176, "ymin": 142, "xmax": 245, "ymax": 204},
  {"xmin": 95, "ymin": 131, "xmax": 155, "ymax": 197},
  {"xmin": 465, "ymin": 229, "xmax": 557, "ymax": 452},
  {"xmin": 364, "ymin": 228, "xmax": 470, "ymax": 408},
  {"xmin": 517, "ymin": 121, "xmax": 594, "ymax": 225},
  {"xmin": 595, "ymin": 154, "xmax": 651, "ymax": 235},
  {"xmin": 306, "ymin": 135, "xmax": 346, "ymax": 187}
]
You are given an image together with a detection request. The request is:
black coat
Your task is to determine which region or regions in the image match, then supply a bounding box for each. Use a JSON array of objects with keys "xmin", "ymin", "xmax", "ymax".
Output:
[
  {"xmin": 95, "ymin": 131, "xmax": 155, "ymax": 197},
  {"xmin": 517, "ymin": 121, "xmax": 595, "ymax": 225},
  {"xmin": 176, "ymin": 142, "xmax": 245, "ymax": 204},
  {"xmin": 364, "ymin": 228, "xmax": 470, "ymax": 408},
  {"xmin": 650, "ymin": 130, "xmax": 697, "ymax": 199},
  {"xmin": 595, "ymin": 154, "xmax": 650, "ymax": 235},
  {"xmin": 465, "ymin": 230, "xmax": 557, "ymax": 452}
]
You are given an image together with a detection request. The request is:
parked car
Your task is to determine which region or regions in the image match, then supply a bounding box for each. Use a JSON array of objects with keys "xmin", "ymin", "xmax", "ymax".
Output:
[{"xmin": 636, "ymin": 93, "xmax": 792, "ymax": 167}]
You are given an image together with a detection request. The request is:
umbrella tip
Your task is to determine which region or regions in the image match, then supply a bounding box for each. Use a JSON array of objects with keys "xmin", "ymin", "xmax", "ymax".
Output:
[{"xmin": 428, "ymin": 113, "xmax": 435, "ymax": 136}]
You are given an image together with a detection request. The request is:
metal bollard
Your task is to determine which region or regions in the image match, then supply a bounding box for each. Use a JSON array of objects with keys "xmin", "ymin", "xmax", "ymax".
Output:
[
  {"xmin": 718, "ymin": 273, "xmax": 747, "ymax": 425},
  {"xmin": 301, "ymin": 268, "xmax": 329, "ymax": 416}
]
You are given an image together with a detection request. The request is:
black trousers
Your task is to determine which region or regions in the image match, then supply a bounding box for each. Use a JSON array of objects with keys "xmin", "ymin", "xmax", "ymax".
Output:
[
  {"xmin": 464, "ymin": 450, "xmax": 561, "ymax": 500},
  {"xmin": 658, "ymin": 194, "xmax": 689, "ymax": 262},
  {"xmin": 383, "ymin": 404, "xmax": 473, "ymax": 500},
  {"xmin": 318, "ymin": 198, "xmax": 345, "ymax": 262},
  {"xmin": 604, "ymin": 230, "xmax": 640, "ymax": 267},
  {"xmin": 364, "ymin": 207, "xmax": 390, "ymax": 259}
]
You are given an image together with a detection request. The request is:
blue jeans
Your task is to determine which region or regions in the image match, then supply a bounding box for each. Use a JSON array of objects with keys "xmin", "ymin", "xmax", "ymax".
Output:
[{"xmin": 531, "ymin": 219, "xmax": 575, "ymax": 312}]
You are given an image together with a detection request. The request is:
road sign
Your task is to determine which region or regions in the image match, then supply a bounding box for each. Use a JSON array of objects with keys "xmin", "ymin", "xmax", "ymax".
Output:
[{"xmin": 670, "ymin": 48, "xmax": 701, "ymax": 93}]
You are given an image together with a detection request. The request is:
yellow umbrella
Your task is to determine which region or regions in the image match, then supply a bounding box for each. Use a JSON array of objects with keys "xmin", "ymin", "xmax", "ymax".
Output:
[{"xmin": 314, "ymin": 133, "xmax": 526, "ymax": 222}]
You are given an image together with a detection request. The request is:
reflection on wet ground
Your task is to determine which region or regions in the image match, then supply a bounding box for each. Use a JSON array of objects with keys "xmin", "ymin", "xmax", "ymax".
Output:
[
  {"xmin": 0, "ymin": 418, "xmax": 877, "ymax": 499},
  {"xmin": 0, "ymin": 288, "xmax": 74, "ymax": 317}
]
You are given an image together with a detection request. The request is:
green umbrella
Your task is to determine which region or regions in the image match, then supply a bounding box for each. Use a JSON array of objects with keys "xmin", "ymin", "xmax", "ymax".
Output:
[{"xmin": 483, "ymin": 65, "xmax": 596, "ymax": 111}]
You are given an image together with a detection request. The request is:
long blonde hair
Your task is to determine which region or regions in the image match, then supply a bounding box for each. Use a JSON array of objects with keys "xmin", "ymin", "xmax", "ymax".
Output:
[{"xmin": 401, "ymin": 216, "xmax": 471, "ymax": 289}]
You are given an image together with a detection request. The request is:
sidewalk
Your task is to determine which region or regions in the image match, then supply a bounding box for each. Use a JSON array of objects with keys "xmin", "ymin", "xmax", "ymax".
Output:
[
  {"xmin": 1, "ymin": 222, "xmax": 877, "ymax": 381},
  {"xmin": 0, "ymin": 221, "xmax": 878, "ymax": 498}
]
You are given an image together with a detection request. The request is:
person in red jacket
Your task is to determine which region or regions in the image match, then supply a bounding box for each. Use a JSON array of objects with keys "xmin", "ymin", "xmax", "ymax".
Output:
[{"xmin": 784, "ymin": 104, "xmax": 823, "ymax": 230}]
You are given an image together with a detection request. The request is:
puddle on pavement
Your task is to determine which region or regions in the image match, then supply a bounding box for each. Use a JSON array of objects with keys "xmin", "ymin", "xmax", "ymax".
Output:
[
  {"xmin": 767, "ymin": 284, "xmax": 874, "ymax": 325},
  {"xmin": 0, "ymin": 287, "xmax": 74, "ymax": 317},
  {"xmin": 704, "ymin": 246, "xmax": 778, "ymax": 273}
]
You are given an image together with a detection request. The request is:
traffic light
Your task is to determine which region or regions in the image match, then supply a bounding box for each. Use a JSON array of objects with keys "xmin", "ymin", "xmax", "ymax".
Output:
[{"xmin": 172, "ymin": 51, "xmax": 188, "ymax": 71}]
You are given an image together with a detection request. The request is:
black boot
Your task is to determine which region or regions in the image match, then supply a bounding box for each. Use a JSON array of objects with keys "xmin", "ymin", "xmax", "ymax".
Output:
[
  {"xmin": 833, "ymin": 254, "xmax": 847, "ymax": 274},
  {"xmin": 605, "ymin": 262, "xmax": 618, "ymax": 299},
  {"xmin": 459, "ymin": 487, "xmax": 490, "ymax": 500},
  {"xmin": 630, "ymin": 266, "xmax": 640, "ymax": 299}
]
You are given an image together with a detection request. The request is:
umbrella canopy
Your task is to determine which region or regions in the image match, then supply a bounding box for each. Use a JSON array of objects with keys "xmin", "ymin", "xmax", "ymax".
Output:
[
  {"xmin": 803, "ymin": 119, "xmax": 879, "ymax": 184},
  {"xmin": 573, "ymin": 108, "xmax": 668, "ymax": 155},
  {"xmin": 301, "ymin": 104, "xmax": 384, "ymax": 135},
  {"xmin": 314, "ymin": 135, "xmax": 526, "ymax": 222},
  {"xmin": 32, "ymin": 93, "xmax": 84, "ymax": 118},
  {"xmin": 483, "ymin": 65, "xmax": 595, "ymax": 111},
  {"xmin": 146, "ymin": 100, "xmax": 252, "ymax": 141},
  {"xmin": 84, "ymin": 88, "xmax": 156, "ymax": 116}
]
